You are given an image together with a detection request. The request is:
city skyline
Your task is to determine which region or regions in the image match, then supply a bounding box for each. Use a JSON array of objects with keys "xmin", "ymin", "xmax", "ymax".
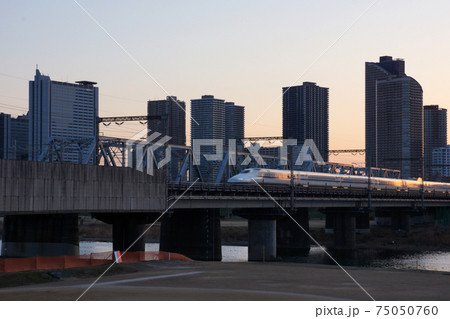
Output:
[
  {"xmin": 1, "ymin": 0, "xmax": 450, "ymax": 159},
  {"xmin": 1, "ymin": 1, "xmax": 450, "ymax": 306}
]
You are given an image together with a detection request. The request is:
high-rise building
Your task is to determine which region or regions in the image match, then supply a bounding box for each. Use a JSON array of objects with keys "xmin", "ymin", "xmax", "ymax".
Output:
[
  {"xmin": 376, "ymin": 76, "xmax": 423, "ymax": 178},
  {"xmin": 191, "ymin": 95, "xmax": 225, "ymax": 182},
  {"xmin": 432, "ymin": 146, "xmax": 450, "ymax": 179},
  {"xmin": 0, "ymin": 113, "xmax": 11, "ymax": 159},
  {"xmin": 191, "ymin": 95, "xmax": 225, "ymax": 141},
  {"xmin": 365, "ymin": 56, "xmax": 423, "ymax": 178},
  {"xmin": 282, "ymin": 82, "xmax": 329, "ymax": 162},
  {"xmin": 0, "ymin": 113, "xmax": 29, "ymax": 160},
  {"xmin": 147, "ymin": 96, "xmax": 186, "ymax": 146},
  {"xmin": 191, "ymin": 95, "xmax": 245, "ymax": 182},
  {"xmin": 424, "ymin": 105, "xmax": 447, "ymax": 179},
  {"xmin": 365, "ymin": 56, "xmax": 405, "ymax": 168},
  {"xmin": 225, "ymin": 102, "xmax": 245, "ymax": 148},
  {"xmin": 147, "ymin": 96, "xmax": 186, "ymax": 181},
  {"xmin": 10, "ymin": 115, "xmax": 29, "ymax": 160},
  {"xmin": 29, "ymin": 69, "xmax": 98, "ymax": 164}
]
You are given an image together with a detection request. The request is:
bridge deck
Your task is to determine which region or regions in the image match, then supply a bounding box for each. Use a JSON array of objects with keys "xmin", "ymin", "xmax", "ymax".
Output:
[{"xmin": 168, "ymin": 183, "xmax": 450, "ymax": 209}]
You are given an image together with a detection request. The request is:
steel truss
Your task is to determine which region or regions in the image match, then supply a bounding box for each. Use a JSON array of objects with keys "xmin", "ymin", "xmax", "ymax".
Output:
[
  {"xmin": 38, "ymin": 137, "xmax": 96, "ymax": 164},
  {"xmin": 96, "ymin": 136, "xmax": 400, "ymax": 184}
]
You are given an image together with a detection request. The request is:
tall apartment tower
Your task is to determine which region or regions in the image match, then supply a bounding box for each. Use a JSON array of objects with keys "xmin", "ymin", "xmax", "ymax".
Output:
[
  {"xmin": 376, "ymin": 76, "xmax": 423, "ymax": 178},
  {"xmin": 191, "ymin": 95, "xmax": 225, "ymax": 182},
  {"xmin": 365, "ymin": 56, "xmax": 423, "ymax": 178},
  {"xmin": 282, "ymin": 82, "xmax": 329, "ymax": 162},
  {"xmin": 424, "ymin": 105, "xmax": 447, "ymax": 179},
  {"xmin": 191, "ymin": 95, "xmax": 225, "ymax": 141},
  {"xmin": 29, "ymin": 69, "xmax": 98, "ymax": 164},
  {"xmin": 365, "ymin": 56, "xmax": 405, "ymax": 168},
  {"xmin": 191, "ymin": 95, "xmax": 245, "ymax": 182},
  {"xmin": 147, "ymin": 96, "xmax": 186, "ymax": 146},
  {"xmin": 225, "ymin": 102, "xmax": 245, "ymax": 148}
]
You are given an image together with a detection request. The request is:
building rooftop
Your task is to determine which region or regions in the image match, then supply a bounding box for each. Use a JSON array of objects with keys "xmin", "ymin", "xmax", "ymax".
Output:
[{"xmin": 75, "ymin": 80, "xmax": 97, "ymax": 86}]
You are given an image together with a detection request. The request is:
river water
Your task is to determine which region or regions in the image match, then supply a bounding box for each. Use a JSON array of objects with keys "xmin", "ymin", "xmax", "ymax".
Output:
[
  {"xmin": 67, "ymin": 241, "xmax": 450, "ymax": 272},
  {"xmin": 1, "ymin": 240, "xmax": 449, "ymax": 272}
]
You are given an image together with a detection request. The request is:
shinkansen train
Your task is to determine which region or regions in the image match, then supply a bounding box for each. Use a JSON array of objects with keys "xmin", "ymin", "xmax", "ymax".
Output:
[{"xmin": 227, "ymin": 168, "xmax": 450, "ymax": 193}]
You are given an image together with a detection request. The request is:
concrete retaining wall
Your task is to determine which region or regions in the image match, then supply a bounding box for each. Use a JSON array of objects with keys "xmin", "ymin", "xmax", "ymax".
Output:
[{"xmin": 0, "ymin": 159, "xmax": 166, "ymax": 214}]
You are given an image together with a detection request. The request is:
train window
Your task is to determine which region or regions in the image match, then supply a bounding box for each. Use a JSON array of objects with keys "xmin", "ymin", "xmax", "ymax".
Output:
[{"xmin": 242, "ymin": 169, "xmax": 251, "ymax": 174}]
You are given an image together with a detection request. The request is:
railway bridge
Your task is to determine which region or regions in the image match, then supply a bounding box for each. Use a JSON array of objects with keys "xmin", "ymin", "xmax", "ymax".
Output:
[{"xmin": 1, "ymin": 159, "xmax": 449, "ymax": 261}]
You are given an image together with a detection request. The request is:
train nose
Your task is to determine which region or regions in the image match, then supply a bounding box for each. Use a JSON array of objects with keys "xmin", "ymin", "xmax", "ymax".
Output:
[{"xmin": 227, "ymin": 175, "xmax": 244, "ymax": 183}]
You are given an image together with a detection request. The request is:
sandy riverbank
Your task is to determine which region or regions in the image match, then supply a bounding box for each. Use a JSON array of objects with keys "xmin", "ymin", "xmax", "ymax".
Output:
[{"xmin": 0, "ymin": 260, "xmax": 449, "ymax": 300}]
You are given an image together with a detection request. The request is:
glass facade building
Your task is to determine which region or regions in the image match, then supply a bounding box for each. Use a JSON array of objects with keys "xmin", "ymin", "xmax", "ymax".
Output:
[{"xmin": 29, "ymin": 69, "xmax": 98, "ymax": 164}]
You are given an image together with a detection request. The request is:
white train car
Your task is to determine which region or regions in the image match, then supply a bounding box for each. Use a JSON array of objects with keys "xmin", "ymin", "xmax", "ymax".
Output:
[{"xmin": 227, "ymin": 168, "xmax": 450, "ymax": 193}]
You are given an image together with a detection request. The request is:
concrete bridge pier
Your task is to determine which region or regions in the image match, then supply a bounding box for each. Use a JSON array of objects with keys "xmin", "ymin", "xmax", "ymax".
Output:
[
  {"xmin": 112, "ymin": 222, "xmax": 146, "ymax": 252},
  {"xmin": 1, "ymin": 214, "xmax": 79, "ymax": 257},
  {"xmin": 234, "ymin": 208, "xmax": 279, "ymax": 261},
  {"xmin": 93, "ymin": 213, "xmax": 160, "ymax": 252},
  {"xmin": 391, "ymin": 210, "xmax": 411, "ymax": 233},
  {"xmin": 374, "ymin": 208, "xmax": 412, "ymax": 232},
  {"xmin": 160, "ymin": 209, "xmax": 222, "ymax": 261},
  {"xmin": 333, "ymin": 211, "xmax": 356, "ymax": 250},
  {"xmin": 326, "ymin": 210, "xmax": 370, "ymax": 234},
  {"xmin": 324, "ymin": 209, "xmax": 360, "ymax": 250},
  {"xmin": 248, "ymin": 218, "xmax": 276, "ymax": 261},
  {"xmin": 276, "ymin": 208, "xmax": 310, "ymax": 257}
]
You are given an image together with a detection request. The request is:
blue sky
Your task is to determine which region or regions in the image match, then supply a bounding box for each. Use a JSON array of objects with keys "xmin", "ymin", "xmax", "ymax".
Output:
[{"xmin": 1, "ymin": 0, "xmax": 450, "ymax": 161}]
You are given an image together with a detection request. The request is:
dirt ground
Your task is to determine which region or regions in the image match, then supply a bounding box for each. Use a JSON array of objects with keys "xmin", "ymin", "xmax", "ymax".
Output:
[{"xmin": 0, "ymin": 260, "xmax": 449, "ymax": 301}]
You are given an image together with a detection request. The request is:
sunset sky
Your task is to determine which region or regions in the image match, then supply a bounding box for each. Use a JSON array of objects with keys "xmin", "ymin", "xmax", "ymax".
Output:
[{"xmin": 1, "ymin": 0, "xmax": 450, "ymax": 165}]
